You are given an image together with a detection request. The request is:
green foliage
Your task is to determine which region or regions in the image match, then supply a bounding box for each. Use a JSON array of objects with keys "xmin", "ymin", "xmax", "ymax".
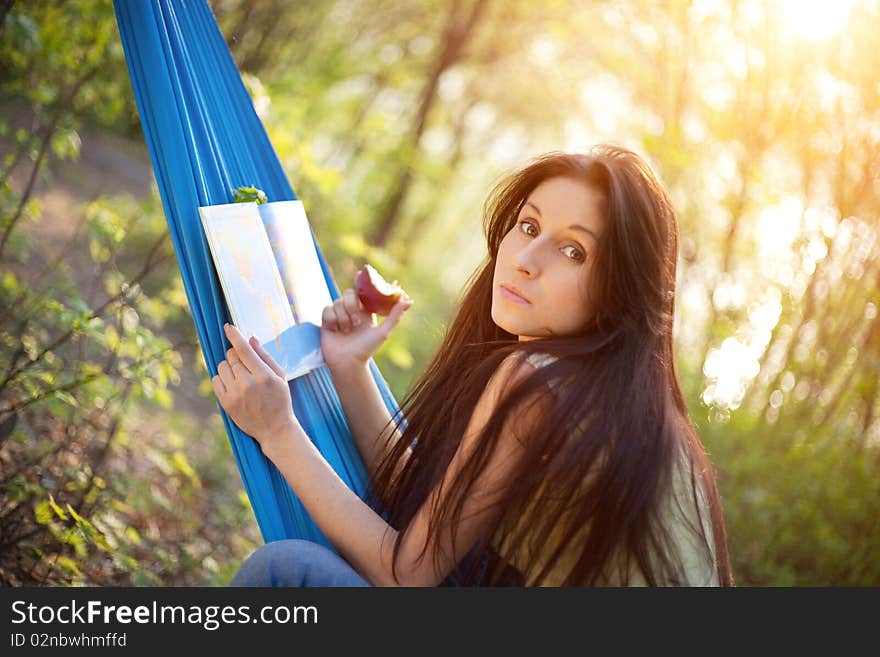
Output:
[
  {"xmin": 0, "ymin": 190, "xmax": 259, "ymax": 585},
  {"xmin": 0, "ymin": 1, "xmax": 260, "ymax": 586},
  {"xmin": 0, "ymin": 0, "xmax": 140, "ymax": 132},
  {"xmin": 232, "ymin": 185, "xmax": 268, "ymax": 205},
  {"xmin": 701, "ymin": 415, "xmax": 880, "ymax": 585}
]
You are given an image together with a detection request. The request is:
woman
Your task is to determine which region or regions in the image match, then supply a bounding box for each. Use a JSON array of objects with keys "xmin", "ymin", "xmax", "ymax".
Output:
[{"xmin": 213, "ymin": 145, "xmax": 735, "ymax": 587}]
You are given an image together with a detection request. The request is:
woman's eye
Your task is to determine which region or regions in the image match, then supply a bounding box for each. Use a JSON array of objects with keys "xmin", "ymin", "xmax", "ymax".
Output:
[
  {"xmin": 519, "ymin": 220, "xmax": 586, "ymax": 263},
  {"xmin": 563, "ymin": 245, "xmax": 586, "ymax": 263},
  {"xmin": 518, "ymin": 219, "xmax": 537, "ymax": 236}
]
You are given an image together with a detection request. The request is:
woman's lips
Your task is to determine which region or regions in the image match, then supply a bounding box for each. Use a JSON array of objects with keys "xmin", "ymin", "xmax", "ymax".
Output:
[{"xmin": 500, "ymin": 285, "xmax": 531, "ymax": 305}]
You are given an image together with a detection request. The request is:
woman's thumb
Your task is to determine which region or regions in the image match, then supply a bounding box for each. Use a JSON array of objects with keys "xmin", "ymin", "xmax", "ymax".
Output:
[
  {"xmin": 379, "ymin": 297, "xmax": 413, "ymax": 336},
  {"xmin": 249, "ymin": 336, "xmax": 286, "ymax": 378}
]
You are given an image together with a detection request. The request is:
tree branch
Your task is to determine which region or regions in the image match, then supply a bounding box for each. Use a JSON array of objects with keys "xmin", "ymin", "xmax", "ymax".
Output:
[
  {"xmin": 0, "ymin": 64, "xmax": 102, "ymax": 259},
  {"xmin": 371, "ymin": 0, "xmax": 488, "ymax": 247},
  {"xmin": 0, "ymin": 0, "xmax": 14, "ymax": 34},
  {"xmin": 0, "ymin": 231, "xmax": 171, "ymax": 391}
]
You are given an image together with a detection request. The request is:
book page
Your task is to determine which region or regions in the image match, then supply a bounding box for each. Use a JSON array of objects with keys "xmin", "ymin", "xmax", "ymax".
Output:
[
  {"xmin": 258, "ymin": 200, "xmax": 333, "ymax": 327},
  {"xmin": 198, "ymin": 202, "xmax": 296, "ymax": 345}
]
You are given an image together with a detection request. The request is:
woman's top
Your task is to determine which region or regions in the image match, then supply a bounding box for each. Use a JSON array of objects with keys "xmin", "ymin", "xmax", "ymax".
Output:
[{"xmin": 487, "ymin": 350, "xmax": 720, "ymax": 586}]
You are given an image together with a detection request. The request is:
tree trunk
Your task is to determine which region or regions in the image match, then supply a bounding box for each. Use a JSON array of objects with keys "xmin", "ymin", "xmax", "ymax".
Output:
[
  {"xmin": 370, "ymin": 0, "xmax": 488, "ymax": 248},
  {"xmin": 0, "ymin": 0, "xmax": 15, "ymax": 34}
]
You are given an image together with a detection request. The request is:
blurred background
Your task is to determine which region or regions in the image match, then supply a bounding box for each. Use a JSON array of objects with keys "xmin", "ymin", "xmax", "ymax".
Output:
[{"xmin": 0, "ymin": 0, "xmax": 877, "ymax": 586}]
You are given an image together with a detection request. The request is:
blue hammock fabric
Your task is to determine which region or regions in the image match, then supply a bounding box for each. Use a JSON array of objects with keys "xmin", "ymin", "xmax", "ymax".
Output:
[{"xmin": 113, "ymin": 0, "xmax": 400, "ymax": 548}]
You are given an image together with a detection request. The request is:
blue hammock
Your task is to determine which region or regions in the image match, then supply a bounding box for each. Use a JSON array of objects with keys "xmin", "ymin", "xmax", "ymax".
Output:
[{"xmin": 113, "ymin": 0, "xmax": 399, "ymax": 548}]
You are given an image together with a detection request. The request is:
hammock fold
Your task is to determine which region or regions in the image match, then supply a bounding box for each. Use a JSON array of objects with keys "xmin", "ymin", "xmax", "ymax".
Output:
[{"xmin": 113, "ymin": 0, "xmax": 400, "ymax": 548}]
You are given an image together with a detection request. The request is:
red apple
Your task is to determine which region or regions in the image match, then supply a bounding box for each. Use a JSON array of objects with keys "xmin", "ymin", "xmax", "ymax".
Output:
[{"xmin": 355, "ymin": 264, "xmax": 405, "ymax": 316}]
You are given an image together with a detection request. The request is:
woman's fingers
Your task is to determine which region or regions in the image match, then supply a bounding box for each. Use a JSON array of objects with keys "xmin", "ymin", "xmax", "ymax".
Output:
[
  {"xmin": 321, "ymin": 304, "xmax": 338, "ymax": 331},
  {"xmin": 321, "ymin": 289, "xmax": 378, "ymax": 335},
  {"xmin": 217, "ymin": 359, "xmax": 236, "ymax": 388},
  {"xmin": 211, "ymin": 373, "xmax": 226, "ymax": 398},
  {"xmin": 341, "ymin": 289, "xmax": 364, "ymax": 331},
  {"xmin": 332, "ymin": 297, "xmax": 351, "ymax": 333},
  {"xmin": 250, "ymin": 336, "xmax": 286, "ymax": 378},
  {"xmin": 341, "ymin": 288, "xmax": 366, "ymax": 329},
  {"xmin": 224, "ymin": 324, "xmax": 271, "ymax": 376},
  {"xmin": 321, "ymin": 301, "xmax": 346, "ymax": 332},
  {"xmin": 379, "ymin": 296, "xmax": 414, "ymax": 338},
  {"xmin": 226, "ymin": 347, "xmax": 248, "ymax": 374},
  {"xmin": 333, "ymin": 290, "xmax": 366, "ymax": 334}
]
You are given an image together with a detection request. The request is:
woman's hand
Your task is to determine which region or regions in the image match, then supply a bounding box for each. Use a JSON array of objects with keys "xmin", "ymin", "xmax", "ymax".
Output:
[
  {"xmin": 211, "ymin": 323, "xmax": 300, "ymax": 454},
  {"xmin": 320, "ymin": 288, "xmax": 413, "ymax": 372}
]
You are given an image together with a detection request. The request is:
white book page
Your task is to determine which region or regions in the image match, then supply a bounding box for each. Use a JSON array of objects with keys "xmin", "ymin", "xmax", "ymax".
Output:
[
  {"xmin": 198, "ymin": 202, "xmax": 296, "ymax": 345},
  {"xmin": 258, "ymin": 200, "xmax": 332, "ymax": 327}
]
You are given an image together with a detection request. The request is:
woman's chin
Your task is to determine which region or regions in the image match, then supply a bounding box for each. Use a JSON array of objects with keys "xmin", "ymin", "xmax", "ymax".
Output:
[
  {"xmin": 492, "ymin": 316, "xmax": 524, "ymax": 338},
  {"xmin": 490, "ymin": 307, "xmax": 515, "ymax": 335}
]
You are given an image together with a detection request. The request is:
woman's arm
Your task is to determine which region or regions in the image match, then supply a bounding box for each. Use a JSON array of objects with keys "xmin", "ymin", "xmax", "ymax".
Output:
[
  {"xmin": 328, "ymin": 360, "xmax": 409, "ymax": 481},
  {"xmin": 264, "ymin": 352, "xmax": 544, "ymax": 586}
]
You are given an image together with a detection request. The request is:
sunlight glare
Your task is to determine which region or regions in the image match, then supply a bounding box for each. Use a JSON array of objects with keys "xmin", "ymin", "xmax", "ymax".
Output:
[
  {"xmin": 703, "ymin": 337, "xmax": 760, "ymax": 410},
  {"xmin": 756, "ymin": 196, "xmax": 803, "ymax": 273},
  {"xmin": 775, "ymin": 0, "xmax": 854, "ymax": 41},
  {"xmin": 702, "ymin": 288, "xmax": 782, "ymax": 410}
]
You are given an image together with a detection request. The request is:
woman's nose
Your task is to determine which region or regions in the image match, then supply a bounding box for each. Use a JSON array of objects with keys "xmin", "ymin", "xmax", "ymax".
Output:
[
  {"xmin": 515, "ymin": 261, "xmax": 533, "ymax": 278},
  {"xmin": 513, "ymin": 244, "xmax": 540, "ymax": 277}
]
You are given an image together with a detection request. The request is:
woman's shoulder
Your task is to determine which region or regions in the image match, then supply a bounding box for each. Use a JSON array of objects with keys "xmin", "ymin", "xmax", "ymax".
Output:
[
  {"xmin": 512, "ymin": 350, "xmax": 561, "ymax": 398},
  {"xmin": 523, "ymin": 351, "xmax": 559, "ymax": 369},
  {"xmin": 510, "ymin": 348, "xmax": 559, "ymax": 371},
  {"xmin": 488, "ymin": 351, "xmax": 555, "ymax": 408},
  {"xmin": 597, "ymin": 449, "xmax": 719, "ymax": 587},
  {"xmin": 661, "ymin": 446, "xmax": 720, "ymax": 586}
]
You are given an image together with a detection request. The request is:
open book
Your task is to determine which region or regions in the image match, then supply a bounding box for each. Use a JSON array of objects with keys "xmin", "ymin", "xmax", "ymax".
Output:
[{"xmin": 198, "ymin": 200, "xmax": 333, "ymax": 381}]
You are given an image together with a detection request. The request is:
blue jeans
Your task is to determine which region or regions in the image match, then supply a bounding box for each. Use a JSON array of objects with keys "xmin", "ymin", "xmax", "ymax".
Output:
[
  {"xmin": 229, "ymin": 539, "xmax": 522, "ymax": 587},
  {"xmin": 230, "ymin": 539, "xmax": 372, "ymax": 587}
]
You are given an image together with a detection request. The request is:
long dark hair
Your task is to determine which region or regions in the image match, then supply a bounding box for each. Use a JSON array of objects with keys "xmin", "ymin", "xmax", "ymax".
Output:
[{"xmin": 368, "ymin": 145, "xmax": 734, "ymax": 586}]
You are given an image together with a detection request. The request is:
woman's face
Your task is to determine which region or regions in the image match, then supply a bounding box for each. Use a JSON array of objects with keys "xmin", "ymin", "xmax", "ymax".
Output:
[{"xmin": 492, "ymin": 176, "xmax": 606, "ymax": 341}]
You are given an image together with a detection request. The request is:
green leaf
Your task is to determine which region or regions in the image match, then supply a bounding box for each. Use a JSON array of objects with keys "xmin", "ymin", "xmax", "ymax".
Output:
[
  {"xmin": 104, "ymin": 325, "xmax": 120, "ymax": 350},
  {"xmin": 34, "ymin": 500, "xmax": 53, "ymax": 525},
  {"xmin": 55, "ymin": 556, "xmax": 83, "ymax": 577},
  {"xmin": 125, "ymin": 527, "xmax": 142, "ymax": 546},
  {"xmin": 89, "ymin": 238, "xmax": 111, "ymax": 263},
  {"xmin": 66, "ymin": 503, "xmax": 86, "ymax": 525},
  {"xmin": 1, "ymin": 270, "xmax": 19, "ymax": 291},
  {"xmin": 54, "ymin": 390, "xmax": 79, "ymax": 408},
  {"xmin": 170, "ymin": 450, "xmax": 199, "ymax": 485},
  {"xmin": 115, "ymin": 553, "xmax": 138, "ymax": 570},
  {"xmin": 152, "ymin": 388, "xmax": 173, "ymax": 409},
  {"xmin": 50, "ymin": 128, "xmax": 81, "ymax": 161},
  {"xmin": 21, "ymin": 334, "xmax": 39, "ymax": 360},
  {"xmin": 48, "ymin": 494, "xmax": 68, "ymax": 520},
  {"xmin": 232, "ymin": 185, "xmax": 267, "ymax": 204}
]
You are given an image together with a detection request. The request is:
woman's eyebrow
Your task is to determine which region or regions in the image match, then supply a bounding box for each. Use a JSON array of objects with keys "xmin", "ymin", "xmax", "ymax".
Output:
[{"xmin": 524, "ymin": 201, "xmax": 599, "ymax": 243}]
